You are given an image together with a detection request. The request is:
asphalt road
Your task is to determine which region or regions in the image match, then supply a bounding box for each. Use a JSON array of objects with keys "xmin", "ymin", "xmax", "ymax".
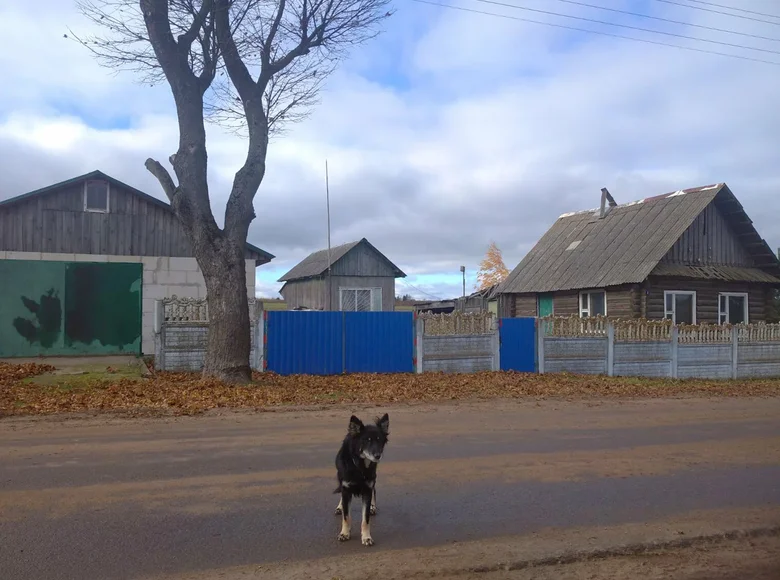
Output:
[{"xmin": 1, "ymin": 398, "xmax": 779, "ymax": 580}]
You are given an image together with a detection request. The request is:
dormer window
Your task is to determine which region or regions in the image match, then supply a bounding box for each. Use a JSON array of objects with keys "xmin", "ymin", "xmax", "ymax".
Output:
[{"xmin": 84, "ymin": 180, "xmax": 109, "ymax": 213}]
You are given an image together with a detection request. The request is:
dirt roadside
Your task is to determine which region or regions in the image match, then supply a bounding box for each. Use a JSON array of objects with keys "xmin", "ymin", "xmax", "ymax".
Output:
[{"xmin": 142, "ymin": 507, "xmax": 780, "ymax": 580}]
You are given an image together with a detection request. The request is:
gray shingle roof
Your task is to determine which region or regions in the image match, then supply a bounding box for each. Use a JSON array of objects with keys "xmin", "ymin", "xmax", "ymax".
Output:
[{"xmin": 499, "ymin": 183, "xmax": 780, "ymax": 294}]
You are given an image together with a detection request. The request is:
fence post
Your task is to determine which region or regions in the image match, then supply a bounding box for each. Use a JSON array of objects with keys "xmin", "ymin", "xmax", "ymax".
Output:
[
  {"xmin": 492, "ymin": 320, "xmax": 501, "ymax": 372},
  {"xmin": 255, "ymin": 314, "xmax": 265, "ymax": 372},
  {"xmin": 537, "ymin": 318, "xmax": 545, "ymax": 374},
  {"xmin": 671, "ymin": 325, "xmax": 679, "ymax": 379},
  {"xmin": 606, "ymin": 322, "xmax": 615, "ymax": 377},
  {"xmin": 731, "ymin": 325, "xmax": 739, "ymax": 380},
  {"xmin": 153, "ymin": 300, "xmax": 164, "ymax": 371},
  {"xmin": 415, "ymin": 316, "xmax": 424, "ymax": 374}
]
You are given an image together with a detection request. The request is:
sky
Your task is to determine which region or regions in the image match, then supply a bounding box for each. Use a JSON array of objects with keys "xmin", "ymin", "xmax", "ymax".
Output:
[{"xmin": 1, "ymin": 0, "xmax": 779, "ymax": 300}]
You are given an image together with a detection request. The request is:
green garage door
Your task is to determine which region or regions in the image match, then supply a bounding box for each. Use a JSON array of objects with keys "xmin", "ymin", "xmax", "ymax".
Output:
[{"xmin": 0, "ymin": 260, "xmax": 141, "ymax": 357}]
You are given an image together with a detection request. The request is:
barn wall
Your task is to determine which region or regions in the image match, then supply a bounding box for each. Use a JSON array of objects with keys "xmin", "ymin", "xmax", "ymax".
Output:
[
  {"xmin": 329, "ymin": 243, "xmax": 398, "ymax": 277},
  {"xmin": 0, "ymin": 180, "xmax": 268, "ymax": 262}
]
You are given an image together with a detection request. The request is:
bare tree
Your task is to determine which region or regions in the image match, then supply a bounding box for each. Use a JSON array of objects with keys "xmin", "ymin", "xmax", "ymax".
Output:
[{"xmin": 72, "ymin": 0, "xmax": 393, "ymax": 383}]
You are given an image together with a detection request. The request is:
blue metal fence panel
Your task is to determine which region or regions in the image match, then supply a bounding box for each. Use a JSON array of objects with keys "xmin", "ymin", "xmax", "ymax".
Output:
[
  {"xmin": 344, "ymin": 312, "xmax": 414, "ymax": 373},
  {"xmin": 266, "ymin": 311, "xmax": 343, "ymax": 375},
  {"xmin": 499, "ymin": 317, "xmax": 537, "ymax": 372}
]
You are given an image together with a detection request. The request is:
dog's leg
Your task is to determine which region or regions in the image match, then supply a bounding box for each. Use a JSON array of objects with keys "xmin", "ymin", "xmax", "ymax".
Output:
[
  {"xmin": 370, "ymin": 486, "xmax": 377, "ymax": 515},
  {"xmin": 361, "ymin": 489, "xmax": 374, "ymax": 546},
  {"xmin": 335, "ymin": 496, "xmax": 343, "ymax": 516},
  {"xmin": 338, "ymin": 490, "xmax": 351, "ymax": 542}
]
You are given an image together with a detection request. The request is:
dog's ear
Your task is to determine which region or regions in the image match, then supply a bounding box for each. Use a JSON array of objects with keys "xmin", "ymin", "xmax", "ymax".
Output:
[
  {"xmin": 348, "ymin": 415, "xmax": 364, "ymax": 435},
  {"xmin": 376, "ymin": 413, "xmax": 389, "ymax": 436}
]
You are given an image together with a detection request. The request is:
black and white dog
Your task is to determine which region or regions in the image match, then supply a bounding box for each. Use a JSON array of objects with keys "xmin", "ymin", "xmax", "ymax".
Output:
[{"xmin": 333, "ymin": 413, "xmax": 389, "ymax": 546}]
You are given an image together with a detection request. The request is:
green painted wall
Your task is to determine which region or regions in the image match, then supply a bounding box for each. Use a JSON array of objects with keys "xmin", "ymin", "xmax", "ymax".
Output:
[{"xmin": 0, "ymin": 260, "xmax": 141, "ymax": 357}]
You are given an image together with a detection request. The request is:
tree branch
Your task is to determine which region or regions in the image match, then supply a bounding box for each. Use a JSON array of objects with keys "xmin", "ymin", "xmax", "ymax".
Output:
[
  {"xmin": 214, "ymin": 0, "xmax": 256, "ymax": 101},
  {"xmin": 144, "ymin": 158, "xmax": 178, "ymax": 202},
  {"xmin": 178, "ymin": 0, "xmax": 212, "ymax": 50}
]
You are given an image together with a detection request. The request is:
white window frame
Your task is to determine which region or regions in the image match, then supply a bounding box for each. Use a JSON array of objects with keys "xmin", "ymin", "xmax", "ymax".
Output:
[
  {"xmin": 664, "ymin": 290, "xmax": 697, "ymax": 325},
  {"xmin": 83, "ymin": 180, "xmax": 110, "ymax": 213},
  {"xmin": 718, "ymin": 292, "xmax": 749, "ymax": 325},
  {"xmin": 339, "ymin": 287, "xmax": 383, "ymax": 312},
  {"xmin": 579, "ymin": 290, "xmax": 607, "ymax": 318}
]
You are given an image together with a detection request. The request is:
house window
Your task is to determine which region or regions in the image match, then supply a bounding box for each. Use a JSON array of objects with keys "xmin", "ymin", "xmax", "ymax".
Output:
[
  {"xmin": 579, "ymin": 290, "xmax": 606, "ymax": 317},
  {"xmin": 719, "ymin": 292, "xmax": 748, "ymax": 325},
  {"xmin": 664, "ymin": 291, "xmax": 696, "ymax": 325},
  {"xmin": 84, "ymin": 180, "xmax": 109, "ymax": 213},
  {"xmin": 340, "ymin": 288, "xmax": 382, "ymax": 312}
]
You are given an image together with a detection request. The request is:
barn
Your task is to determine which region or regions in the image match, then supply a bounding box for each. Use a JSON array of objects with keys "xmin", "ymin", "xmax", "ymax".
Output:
[
  {"xmin": 278, "ymin": 238, "xmax": 405, "ymax": 311},
  {"xmin": 0, "ymin": 170, "xmax": 274, "ymax": 357}
]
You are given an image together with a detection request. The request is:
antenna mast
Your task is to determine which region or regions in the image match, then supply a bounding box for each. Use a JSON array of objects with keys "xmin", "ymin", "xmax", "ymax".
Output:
[{"xmin": 326, "ymin": 160, "xmax": 332, "ymax": 310}]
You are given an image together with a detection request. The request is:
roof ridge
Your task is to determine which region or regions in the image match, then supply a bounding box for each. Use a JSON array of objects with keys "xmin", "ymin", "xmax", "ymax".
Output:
[{"xmin": 558, "ymin": 183, "xmax": 723, "ymax": 220}]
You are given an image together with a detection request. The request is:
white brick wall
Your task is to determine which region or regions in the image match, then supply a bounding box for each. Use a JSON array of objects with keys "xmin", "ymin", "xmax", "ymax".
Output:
[{"xmin": 0, "ymin": 251, "xmax": 258, "ymax": 355}]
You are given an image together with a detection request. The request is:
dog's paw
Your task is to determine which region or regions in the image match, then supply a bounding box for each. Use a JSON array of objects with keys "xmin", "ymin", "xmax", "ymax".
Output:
[
  {"xmin": 369, "ymin": 505, "xmax": 377, "ymax": 516},
  {"xmin": 361, "ymin": 536, "xmax": 374, "ymax": 547},
  {"xmin": 338, "ymin": 532, "xmax": 351, "ymax": 542},
  {"xmin": 334, "ymin": 506, "xmax": 343, "ymax": 516}
]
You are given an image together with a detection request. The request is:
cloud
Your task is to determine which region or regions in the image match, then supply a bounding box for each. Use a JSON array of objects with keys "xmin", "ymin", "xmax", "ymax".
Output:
[{"xmin": 1, "ymin": 0, "xmax": 779, "ymax": 300}]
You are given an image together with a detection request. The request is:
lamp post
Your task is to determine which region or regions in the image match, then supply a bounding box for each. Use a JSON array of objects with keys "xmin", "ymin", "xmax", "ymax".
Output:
[{"xmin": 460, "ymin": 265, "xmax": 465, "ymax": 308}]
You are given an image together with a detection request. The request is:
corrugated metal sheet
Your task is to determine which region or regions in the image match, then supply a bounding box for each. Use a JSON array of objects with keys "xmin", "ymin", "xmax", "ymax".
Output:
[
  {"xmin": 344, "ymin": 312, "xmax": 414, "ymax": 373},
  {"xmin": 266, "ymin": 311, "xmax": 343, "ymax": 375},
  {"xmin": 499, "ymin": 183, "xmax": 780, "ymax": 294}
]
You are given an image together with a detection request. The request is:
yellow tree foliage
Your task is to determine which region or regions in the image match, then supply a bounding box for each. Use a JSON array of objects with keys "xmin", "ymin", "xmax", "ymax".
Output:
[{"xmin": 476, "ymin": 241, "xmax": 509, "ymax": 291}]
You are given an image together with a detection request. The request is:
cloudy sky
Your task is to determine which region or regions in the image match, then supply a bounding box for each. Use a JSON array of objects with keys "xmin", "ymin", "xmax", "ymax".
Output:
[{"xmin": 1, "ymin": 0, "xmax": 779, "ymax": 300}]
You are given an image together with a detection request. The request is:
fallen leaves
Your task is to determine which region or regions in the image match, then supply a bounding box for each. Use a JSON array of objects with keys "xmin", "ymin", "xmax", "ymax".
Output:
[{"xmin": 1, "ymin": 364, "xmax": 780, "ymax": 418}]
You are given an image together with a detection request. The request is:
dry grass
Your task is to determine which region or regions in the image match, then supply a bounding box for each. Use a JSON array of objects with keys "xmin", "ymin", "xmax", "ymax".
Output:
[{"xmin": 2, "ymin": 361, "xmax": 780, "ymax": 418}]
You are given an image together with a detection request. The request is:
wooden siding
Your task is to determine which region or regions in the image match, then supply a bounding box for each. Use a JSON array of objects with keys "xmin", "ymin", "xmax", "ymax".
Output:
[
  {"xmin": 329, "ymin": 243, "xmax": 398, "ymax": 277},
  {"xmin": 661, "ymin": 200, "xmax": 753, "ymax": 266},
  {"xmin": 280, "ymin": 278, "xmax": 327, "ymax": 310},
  {"xmin": 281, "ymin": 275, "xmax": 396, "ymax": 311},
  {"xmin": 646, "ymin": 277, "xmax": 771, "ymax": 323},
  {"xmin": 513, "ymin": 295, "xmax": 537, "ymax": 317},
  {"xmin": 0, "ymin": 180, "xmax": 266, "ymax": 261},
  {"xmin": 553, "ymin": 291, "xmax": 579, "ymax": 316}
]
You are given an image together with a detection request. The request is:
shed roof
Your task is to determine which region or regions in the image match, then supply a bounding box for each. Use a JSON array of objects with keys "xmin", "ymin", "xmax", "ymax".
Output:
[
  {"xmin": 499, "ymin": 183, "xmax": 780, "ymax": 294},
  {"xmin": 0, "ymin": 170, "xmax": 275, "ymax": 265},
  {"xmin": 278, "ymin": 238, "xmax": 405, "ymax": 282}
]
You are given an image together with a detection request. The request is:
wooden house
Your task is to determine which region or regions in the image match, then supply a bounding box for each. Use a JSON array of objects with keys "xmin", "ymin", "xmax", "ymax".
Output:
[
  {"xmin": 278, "ymin": 238, "xmax": 405, "ymax": 311},
  {"xmin": 0, "ymin": 170, "xmax": 274, "ymax": 357},
  {"xmin": 497, "ymin": 183, "xmax": 780, "ymax": 324}
]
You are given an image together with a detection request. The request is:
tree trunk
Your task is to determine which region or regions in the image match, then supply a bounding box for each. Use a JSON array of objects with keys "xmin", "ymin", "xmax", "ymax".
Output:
[{"xmin": 202, "ymin": 246, "xmax": 252, "ymax": 383}]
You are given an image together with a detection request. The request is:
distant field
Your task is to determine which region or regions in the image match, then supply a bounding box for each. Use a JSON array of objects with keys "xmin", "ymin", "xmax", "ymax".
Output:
[{"xmin": 258, "ymin": 300, "xmax": 417, "ymax": 312}]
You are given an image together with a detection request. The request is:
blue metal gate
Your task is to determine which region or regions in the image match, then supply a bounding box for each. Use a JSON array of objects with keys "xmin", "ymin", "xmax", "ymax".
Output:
[
  {"xmin": 344, "ymin": 312, "xmax": 414, "ymax": 373},
  {"xmin": 265, "ymin": 311, "xmax": 414, "ymax": 375},
  {"xmin": 499, "ymin": 317, "xmax": 537, "ymax": 372},
  {"xmin": 266, "ymin": 311, "xmax": 343, "ymax": 375}
]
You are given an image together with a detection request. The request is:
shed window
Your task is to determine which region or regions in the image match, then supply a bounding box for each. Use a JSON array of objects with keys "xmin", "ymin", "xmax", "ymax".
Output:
[
  {"xmin": 664, "ymin": 291, "xmax": 696, "ymax": 325},
  {"xmin": 719, "ymin": 292, "xmax": 748, "ymax": 325},
  {"xmin": 579, "ymin": 290, "xmax": 606, "ymax": 317},
  {"xmin": 84, "ymin": 180, "xmax": 109, "ymax": 213},
  {"xmin": 340, "ymin": 288, "xmax": 382, "ymax": 312}
]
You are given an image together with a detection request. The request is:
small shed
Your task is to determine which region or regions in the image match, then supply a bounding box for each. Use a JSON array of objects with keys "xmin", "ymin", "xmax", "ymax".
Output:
[{"xmin": 278, "ymin": 238, "xmax": 406, "ymax": 311}]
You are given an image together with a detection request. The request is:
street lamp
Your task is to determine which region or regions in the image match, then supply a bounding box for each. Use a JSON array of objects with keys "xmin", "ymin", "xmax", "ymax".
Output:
[{"xmin": 460, "ymin": 265, "xmax": 465, "ymax": 302}]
